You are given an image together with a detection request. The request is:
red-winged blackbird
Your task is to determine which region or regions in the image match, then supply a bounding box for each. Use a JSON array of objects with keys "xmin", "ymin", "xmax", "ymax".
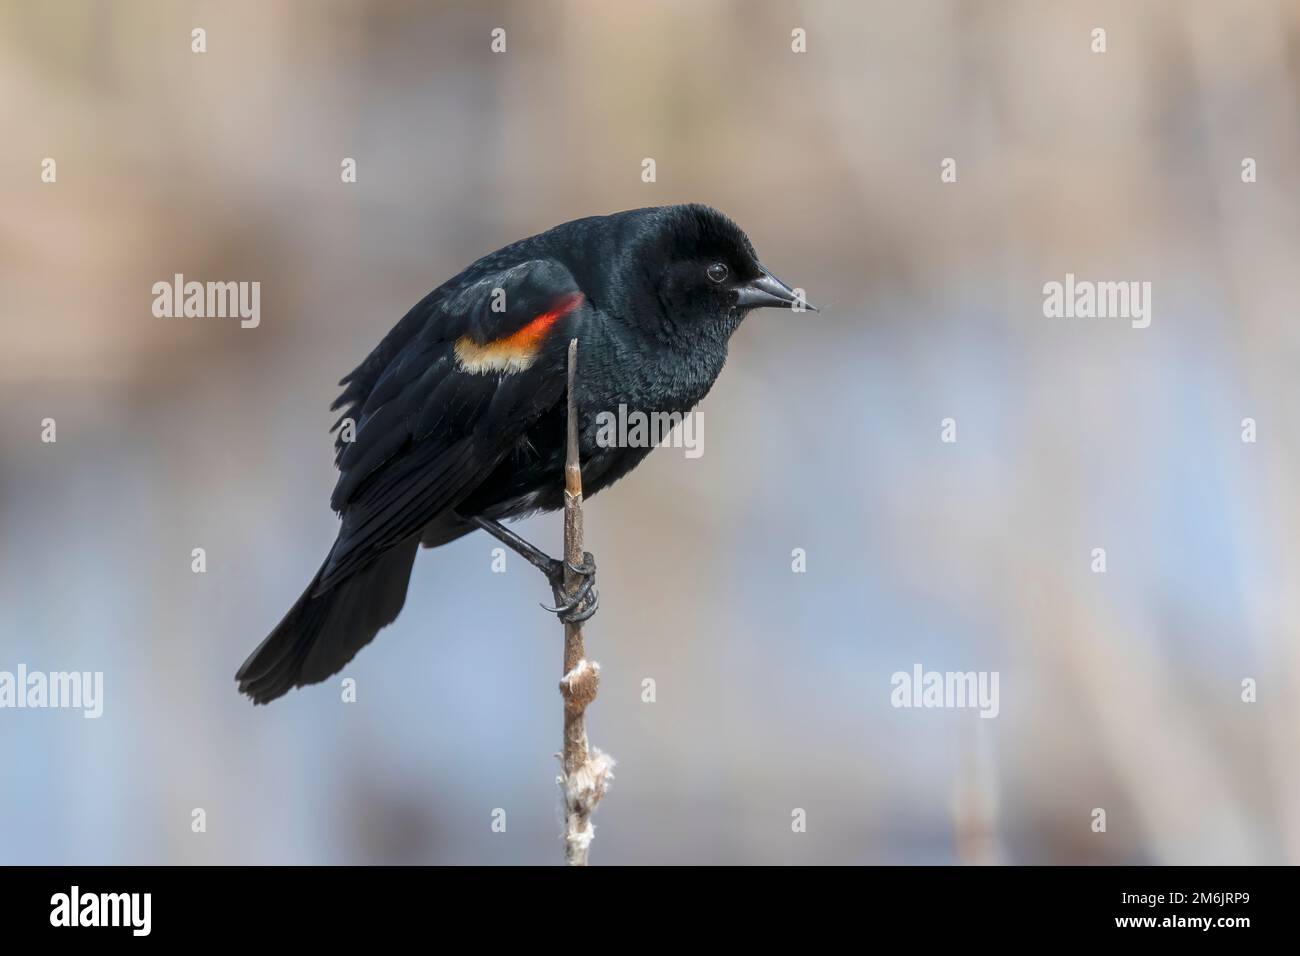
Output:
[{"xmin": 236, "ymin": 204, "xmax": 815, "ymax": 704}]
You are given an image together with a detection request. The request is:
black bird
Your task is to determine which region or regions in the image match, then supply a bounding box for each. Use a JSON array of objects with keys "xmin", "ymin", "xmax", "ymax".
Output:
[{"xmin": 236, "ymin": 204, "xmax": 815, "ymax": 704}]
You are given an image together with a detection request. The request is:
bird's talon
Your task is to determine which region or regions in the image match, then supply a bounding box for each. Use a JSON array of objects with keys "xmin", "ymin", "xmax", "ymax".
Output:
[
  {"xmin": 539, "ymin": 549, "xmax": 598, "ymax": 621},
  {"xmin": 563, "ymin": 589, "xmax": 599, "ymax": 623},
  {"xmin": 540, "ymin": 574, "xmax": 595, "ymax": 615},
  {"xmin": 566, "ymin": 552, "xmax": 597, "ymax": 577}
]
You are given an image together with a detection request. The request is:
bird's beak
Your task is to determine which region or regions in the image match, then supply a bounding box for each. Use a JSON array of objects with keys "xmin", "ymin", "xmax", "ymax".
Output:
[{"xmin": 735, "ymin": 267, "xmax": 819, "ymax": 313}]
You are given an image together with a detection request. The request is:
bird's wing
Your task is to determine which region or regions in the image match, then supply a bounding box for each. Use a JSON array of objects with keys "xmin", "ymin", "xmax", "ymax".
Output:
[{"xmin": 315, "ymin": 257, "xmax": 585, "ymax": 593}]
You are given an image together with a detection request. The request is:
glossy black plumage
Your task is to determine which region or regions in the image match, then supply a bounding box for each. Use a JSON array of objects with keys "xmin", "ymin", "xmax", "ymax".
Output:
[{"xmin": 237, "ymin": 204, "xmax": 810, "ymax": 703}]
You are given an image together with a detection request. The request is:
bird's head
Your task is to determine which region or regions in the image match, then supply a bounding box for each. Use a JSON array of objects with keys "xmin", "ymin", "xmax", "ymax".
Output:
[{"xmin": 620, "ymin": 204, "xmax": 816, "ymax": 345}]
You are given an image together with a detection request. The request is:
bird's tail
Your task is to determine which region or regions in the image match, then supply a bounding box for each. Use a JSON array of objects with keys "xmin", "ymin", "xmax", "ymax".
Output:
[{"xmin": 236, "ymin": 538, "xmax": 420, "ymax": 704}]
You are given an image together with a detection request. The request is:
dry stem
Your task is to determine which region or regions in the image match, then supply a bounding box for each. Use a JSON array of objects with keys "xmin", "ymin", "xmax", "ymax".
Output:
[{"xmin": 557, "ymin": 338, "xmax": 613, "ymax": 865}]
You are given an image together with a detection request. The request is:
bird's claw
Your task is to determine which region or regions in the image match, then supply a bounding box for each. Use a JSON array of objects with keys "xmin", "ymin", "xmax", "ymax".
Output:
[
  {"xmin": 566, "ymin": 555, "xmax": 596, "ymax": 577},
  {"xmin": 540, "ymin": 574, "xmax": 594, "ymax": 613},
  {"xmin": 540, "ymin": 552, "xmax": 598, "ymax": 623},
  {"xmin": 563, "ymin": 589, "xmax": 600, "ymax": 623}
]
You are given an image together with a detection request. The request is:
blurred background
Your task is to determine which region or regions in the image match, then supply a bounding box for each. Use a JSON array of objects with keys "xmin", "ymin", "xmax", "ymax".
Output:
[{"xmin": 2, "ymin": 0, "xmax": 1298, "ymax": 865}]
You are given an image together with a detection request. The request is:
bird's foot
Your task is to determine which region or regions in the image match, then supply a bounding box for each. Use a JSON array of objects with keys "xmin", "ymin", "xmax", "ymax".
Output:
[
  {"xmin": 540, "ymin": 552, "xmax": 599, "ymax": 624},
  {"xmin": 462, "ymin": 515, "xmax": 599, "ymax": 623}
]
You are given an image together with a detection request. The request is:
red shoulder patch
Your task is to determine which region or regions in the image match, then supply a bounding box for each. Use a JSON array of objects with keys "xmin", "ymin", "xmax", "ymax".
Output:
[{"xmin": 454, "ymin": 292, "xmax": 585, "ymax": 374}]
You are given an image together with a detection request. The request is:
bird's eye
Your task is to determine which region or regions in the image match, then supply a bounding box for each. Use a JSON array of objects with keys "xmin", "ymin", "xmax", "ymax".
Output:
[{"xmin": 706, "ymin": 262, "xmax": 729, "ymax": 284}]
